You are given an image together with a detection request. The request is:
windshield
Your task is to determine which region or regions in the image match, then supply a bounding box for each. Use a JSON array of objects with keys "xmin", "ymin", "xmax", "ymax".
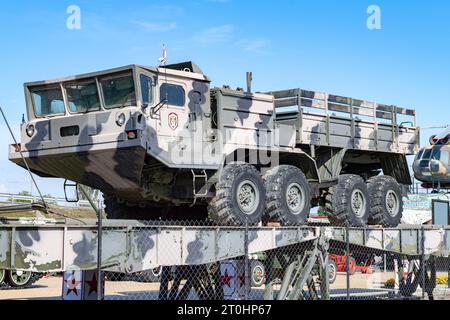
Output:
[
  {"xmin": 415, "ymin": 148, "xmax": 424, "ymax": 160},
  {"xmin": 31, "ymin": 87, "xmax": 65, "ymax": 117},
  {"xmin": 423, "ymin": 149, "xmax": 432, "ymax": 159},
  {"xmin": 100, "ymin": 74, "xmax": 136, "ymax": 109},
  {"xmin": 65, "ymin": 81, "xmax": 100, "ymax": 113},
  {"xmin": 29, "ymin": 72, "xmax": 137, "ymax": 117},
  {"xmin": 431, "ymin": 146, "xmax": 442, "ymax": 160}
]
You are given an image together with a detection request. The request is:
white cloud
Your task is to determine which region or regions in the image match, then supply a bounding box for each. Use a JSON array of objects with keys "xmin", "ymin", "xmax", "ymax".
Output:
[
  {"xmin": 193, "ymin": 25, "xmax": 233, "ymax": 45},
  {"xmin": 131, "ymin": 20, "xmax": 177, "ymax": 32},
  {"xmin": 236, "ymin": 39, "xmax": 270, "ymax": 54}
]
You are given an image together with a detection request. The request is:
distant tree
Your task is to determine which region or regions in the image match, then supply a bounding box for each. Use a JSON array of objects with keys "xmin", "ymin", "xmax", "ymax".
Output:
[{"xmin": 19, "ymin": 191, "xmax": 31, "ymax": 196}]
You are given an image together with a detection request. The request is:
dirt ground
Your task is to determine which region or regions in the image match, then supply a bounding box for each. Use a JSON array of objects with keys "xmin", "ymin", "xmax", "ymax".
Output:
[{"xmin": 2, "ymin": 271, "xmax": 446, "ymax": 300}]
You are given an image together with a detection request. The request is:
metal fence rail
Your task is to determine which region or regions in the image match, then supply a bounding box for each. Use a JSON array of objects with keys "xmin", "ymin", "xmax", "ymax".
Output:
[
  {"xmin": 0, "ymin": 193, "xmax": 93, "ymax": 208},
  {"xmin": 0, "ymin": 217, "xmax": 449, "ymax": 301}
]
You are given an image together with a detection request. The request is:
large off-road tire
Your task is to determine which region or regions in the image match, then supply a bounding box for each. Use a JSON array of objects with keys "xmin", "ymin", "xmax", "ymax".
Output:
[
  {"xmin": 263, "ymin": 165, "xmax": 311, "ymax": 226},
  {"xmin": 325, "ymin": 174, "xmax": 370, "ymax": 227},
  {"xmin": 208, "ymin": 164, "xmax": 265, "ymax": 226},
  {"xmin": 367, "ymin": 176, "xmax": 403, "ymax": 227}
]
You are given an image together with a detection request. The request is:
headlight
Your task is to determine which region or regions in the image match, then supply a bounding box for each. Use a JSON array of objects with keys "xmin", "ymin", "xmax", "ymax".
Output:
[
  {"xmin": 26, "ymin": 124, "xmax": 35, "ymax": 137},
  {"xmin": 116, "ymin": 113, "xmax": 126, "ymax": 126}
]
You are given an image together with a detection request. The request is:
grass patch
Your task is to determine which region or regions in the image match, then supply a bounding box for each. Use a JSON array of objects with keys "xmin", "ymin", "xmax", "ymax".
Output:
[{"xmin": 0, "ymin": 204, "xmax": 97, "ymax": 220}]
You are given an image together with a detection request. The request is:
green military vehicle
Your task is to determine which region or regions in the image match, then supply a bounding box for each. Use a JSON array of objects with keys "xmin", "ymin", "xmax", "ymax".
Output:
[
  {"xmin": 413, "ymin": 127, "xmax": 450, "ymax": 190},
  {"xmin": 9, "ymin": 61, "xmax": 419, "ymax": 227}
]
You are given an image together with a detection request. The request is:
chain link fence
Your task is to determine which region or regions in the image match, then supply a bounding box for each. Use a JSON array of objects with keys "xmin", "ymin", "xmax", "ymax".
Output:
[{"xmin": 96, "ymin": 220, "xmax": 450, "ymax": 301}]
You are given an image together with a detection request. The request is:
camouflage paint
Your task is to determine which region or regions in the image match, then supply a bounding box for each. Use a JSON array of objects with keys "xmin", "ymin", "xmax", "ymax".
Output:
[{"xmin": 0, "ymin": 219, "xmax": 448, "ymax": 273}]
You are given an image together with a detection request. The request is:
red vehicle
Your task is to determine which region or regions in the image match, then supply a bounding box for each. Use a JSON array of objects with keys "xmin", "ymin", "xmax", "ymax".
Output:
[{"xmin": 329, "ymin": 250, "xmax": 376, "ymax": 275}]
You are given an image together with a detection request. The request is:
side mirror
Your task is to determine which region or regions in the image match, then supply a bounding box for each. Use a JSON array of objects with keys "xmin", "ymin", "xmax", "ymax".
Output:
[
  {"xmin": 400, "ymin": 121, "xmax": 414, "ymax": 128},
  {"xmin": 64, "ymin": 180, "xmax": 79, "ymax": 203}
]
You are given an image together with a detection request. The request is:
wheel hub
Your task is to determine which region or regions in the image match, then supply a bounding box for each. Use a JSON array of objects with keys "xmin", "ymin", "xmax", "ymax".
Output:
[
  {"xmin": 286, "ymin": 183, "xmax": 305, "ymax": 214},
  {"xmin": 252, "ymin": 266, "xmax": 264, "ymax": 285},
  {"xmin": 237, "ymin": 181, "xmax": 259, "ymax": 215},
  {"xmin": 351, "ymin": 189, "xmax": 366, "ymax": 218},
  {"xmin": 9, "ymin": 270, "xmax": 32, "ymax": 286},
  {"xmin": 386, "ymin": 190, "xmax": 399, "ymax": 217}
]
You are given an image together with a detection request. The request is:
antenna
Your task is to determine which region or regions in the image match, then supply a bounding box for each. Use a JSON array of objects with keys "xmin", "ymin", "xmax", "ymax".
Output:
[
  {"xmin": 0, "ymin": 107, "xmax": 48, "ymax": 209},
  {"xmin": 158, "ymin": 44, "xmax": 167, "ymax": 66},
  {"xmin": 246, "ymin": 72, "xmax": 253, "ymax": 93}
]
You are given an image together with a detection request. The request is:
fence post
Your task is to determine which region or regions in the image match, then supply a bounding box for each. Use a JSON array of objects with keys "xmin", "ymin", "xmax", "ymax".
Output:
[
  {"xmin": 97, "ymin": 204, "xmax": 103, "ymax": 300},
  {"xmin": 421, "ymin": 226, "xmax": 425, "ymax": 300},
  {"xmin": 78, "ymin": 185, "xmax": 103, "ymax": 300},
  {"xmin": 244, "ymin": 219, "xmax": 250, "ymax": 300},
  {"xmin": 447, "ymin": 257, "xmax": 450, "ymax": 289},
  {"xmin": 345, "ymin": 226, "xmax": 350, "ymax": 300}
]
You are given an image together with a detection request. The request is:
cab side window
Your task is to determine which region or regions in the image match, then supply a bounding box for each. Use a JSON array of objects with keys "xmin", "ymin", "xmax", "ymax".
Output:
[
  {"xmin": 441, "ymin": 151, "xmax": 450, "ymax": 166},
  {"xmin": 160, "ymin": 83, "xmax": 185, "ymax": 107},
  {"xmin": 140, "ymin": 75, "xmax": 153, "ymax": 104}
]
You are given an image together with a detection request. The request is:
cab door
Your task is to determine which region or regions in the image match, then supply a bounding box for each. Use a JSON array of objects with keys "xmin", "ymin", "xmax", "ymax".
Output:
[{"xmin": 156, "ymin": 81, "xmax": 190, "ymax": 138}]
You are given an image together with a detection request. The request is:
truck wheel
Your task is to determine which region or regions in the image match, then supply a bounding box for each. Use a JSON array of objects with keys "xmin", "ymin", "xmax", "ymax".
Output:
[
  {"xmin": 250, "ymin": 260, "xmax": 266, "ymax": 287},
  {"xmin": 0, "ymin": 270, "xmax": 5, "ymax": 287},
  {"xmin": 263, "ymin": 165, "xmax": 311, "ymax": 226},
  {"xmin": 325, "ymin": 174, "xmax": 370, "ymax": 227},
  {"xmin": 348, "ymin": 257, "xmax": 357, "ymax": 275},
  {"xmin": 6, "ymin": 270, "xmax": 33, "ymax": 287},
  {"xmin": 367, "ymin": 176, "xmax": 403, "ymax": 227},
  {"xmin": 328, "ymin": 260, "xmax": 337, "ymax": 284},
  {"xmin": 208, "ymin": 164, "xmax": 265, "ymax": 226}
]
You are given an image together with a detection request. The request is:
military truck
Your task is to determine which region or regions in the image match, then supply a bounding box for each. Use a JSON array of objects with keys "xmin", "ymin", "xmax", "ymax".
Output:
[{"xmin": 8, "ymin": 61, "xmax": 419, "ymax": 227}]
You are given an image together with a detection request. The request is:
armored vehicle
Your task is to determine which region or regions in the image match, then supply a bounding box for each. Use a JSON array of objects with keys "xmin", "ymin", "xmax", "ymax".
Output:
[
  {"xmin": 413, "ymin": 127, "xmax": 450, "ymax": 189},
  {"xmin": 8, "ymin": 61, "xmax": 419, "ymax": 227}
]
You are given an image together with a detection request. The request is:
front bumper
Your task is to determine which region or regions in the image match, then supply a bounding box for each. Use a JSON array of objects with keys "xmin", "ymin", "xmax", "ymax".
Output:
[{"xmin": 9, "ymin": 136, "xmax": 147, "ymax": 197}]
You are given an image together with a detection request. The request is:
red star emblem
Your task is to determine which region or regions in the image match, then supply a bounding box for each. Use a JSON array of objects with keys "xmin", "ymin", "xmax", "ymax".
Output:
[
  {"xmin": 65, "ymin": 272, "xmax": 81, "ymax": 296},
  {"xmin": 86, "ymin": 273, "xmax": 98, "ymax": 295},
  {"xmin": 220, "ymin": 270, "xmax": 231, "ymax": 288}
]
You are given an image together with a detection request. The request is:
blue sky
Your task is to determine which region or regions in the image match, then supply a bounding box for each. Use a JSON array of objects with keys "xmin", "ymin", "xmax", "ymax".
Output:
[{"xmin": 0, "ymin": 0, "xmax": 449, "ymax": 197}]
